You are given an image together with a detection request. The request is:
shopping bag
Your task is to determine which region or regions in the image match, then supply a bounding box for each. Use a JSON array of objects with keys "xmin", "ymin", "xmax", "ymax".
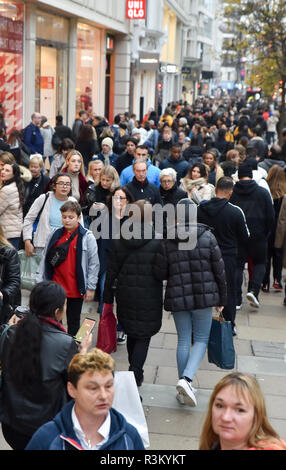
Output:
[
  {"xmin": 96, "ymin": 303, "xmax": 117, "ymax": 354},
  {"xmin": 207, "ymin": 314, "xmax": 235, "ymax": 369},
  {"xmin": 113, "ymin": 371, "xmax": 150, "ymax": 449},
  {"xmin": 18, "ymin": 250, "xmax": 42, "ymax": 291}
]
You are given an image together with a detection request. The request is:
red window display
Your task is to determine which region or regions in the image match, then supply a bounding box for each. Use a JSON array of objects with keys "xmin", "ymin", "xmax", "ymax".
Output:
[{"xmin": 0, "ymin": 1, "xmax": 24, "ymax": 133}]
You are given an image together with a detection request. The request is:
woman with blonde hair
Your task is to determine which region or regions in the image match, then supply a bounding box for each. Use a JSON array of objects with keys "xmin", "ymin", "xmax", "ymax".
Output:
[
  {"xmin": 86, "ymin": 159, "xmax": 104, "ymax": 185},
  {"xmin": 203, "ymin": 151, "xmax": 224, "ymax": 186},
  {"xmin": 61, "ymin": 149, "xmax": 89, "ymax": 204},
  {"xmin": 81, "ymin": 165, "xmax": 120, "ymax": 227},
  {"xmin": 199, "ymin": 372, "xmax": 286, "ymax": 450},
  {"xmin": 262, "ymin": 165, "xmax": 286, "ymax": 292}
]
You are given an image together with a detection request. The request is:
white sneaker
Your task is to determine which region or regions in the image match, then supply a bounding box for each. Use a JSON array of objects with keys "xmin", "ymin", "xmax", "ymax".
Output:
[
  {"xmin": 117, "ymin": 331, "xmax": 127, "ymax": 344},
  {"xmin": 176, "ymin": 393, "xmax": 185, "ymax": 405},
  {"xmin": 176, "ymin": 378, "xmax": 197, "ymax": 407},
  {"xmin": 246, "ymin": 291, "xmax": 260, "ymax": 308}
]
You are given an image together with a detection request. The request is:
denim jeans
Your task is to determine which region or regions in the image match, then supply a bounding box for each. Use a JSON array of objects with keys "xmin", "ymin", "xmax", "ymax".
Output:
[{"xmin": 172, "ymin": 307, "xmax": 213, "ymax": 381}]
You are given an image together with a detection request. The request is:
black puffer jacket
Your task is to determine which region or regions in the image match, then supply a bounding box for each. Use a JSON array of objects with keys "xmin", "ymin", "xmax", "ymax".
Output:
[
  {"xmin": 0, "ymin": 322, "xmax": 78, "ymax": 436},
  {"xmin": 153, "ymin": 223, "xmax": 227, "ymax": 312},
  {"xmin": 0, "ymin": 245, "xmax": 21, "ymax": 323},
  {"xmin": 103, "ymin": 225, "xmax": 163, "ymax": 338}
]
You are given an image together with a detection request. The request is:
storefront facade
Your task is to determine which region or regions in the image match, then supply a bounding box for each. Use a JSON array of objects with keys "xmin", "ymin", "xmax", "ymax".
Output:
[
  {"xmin": 0, "ymin": 0, "xmax": 130, "ymax": 132},
  {"xmin": 0, "ymin": 1, "xmax": 24, "ymax": 132}
]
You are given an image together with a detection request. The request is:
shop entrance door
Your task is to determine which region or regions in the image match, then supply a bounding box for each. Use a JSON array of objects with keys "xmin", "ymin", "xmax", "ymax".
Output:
[{"xmin": 35, "ymin": 43, "xmax": 68, "ymax": 126}]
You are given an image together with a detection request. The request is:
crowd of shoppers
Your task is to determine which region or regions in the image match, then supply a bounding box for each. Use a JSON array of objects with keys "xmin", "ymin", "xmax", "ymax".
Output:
[{"xmin": 0, "ymin": 94, "xmax": 285, "ymax": 450}]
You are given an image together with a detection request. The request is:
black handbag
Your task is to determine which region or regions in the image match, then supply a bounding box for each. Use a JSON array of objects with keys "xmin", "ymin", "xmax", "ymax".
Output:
[{"xmin": 47, "ymin": 227, "xmax": 79, "ymax": 268}]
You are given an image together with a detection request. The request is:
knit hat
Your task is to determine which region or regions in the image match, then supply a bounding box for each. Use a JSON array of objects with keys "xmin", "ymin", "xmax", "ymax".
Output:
[
  {"xmin": 179, "ymin": 117, "xmax": 188, "ymax": 125},
  {"xmin": 101, "ymin": 137, "xmax": 113, "ymax": 150},
  {"xmin": 238, "ymin": 162, "xmax": 253, "ymax": 179}
]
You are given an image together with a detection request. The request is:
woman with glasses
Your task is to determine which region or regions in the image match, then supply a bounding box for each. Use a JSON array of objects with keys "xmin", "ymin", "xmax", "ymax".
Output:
[{"xmin": 23, "ymin": 172, "xmax": 81, "ymax": 256}]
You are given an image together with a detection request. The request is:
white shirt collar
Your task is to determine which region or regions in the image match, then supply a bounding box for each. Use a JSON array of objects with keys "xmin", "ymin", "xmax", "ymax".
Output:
[{"xmin": 71, "ymin": 405, "xmax": 111, "ymax": 450}]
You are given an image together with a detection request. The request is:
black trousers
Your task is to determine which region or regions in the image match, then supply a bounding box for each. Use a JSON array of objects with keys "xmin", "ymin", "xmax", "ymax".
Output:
[
  {"xmin": 126, "ymin": 336, "xmax": 151, "ymax": 386},
  {"xmin": 236, "ymin": 238, "xmax": 267, "ymax": 302},
  {"xmin": 66, "ymin": 297, "xmax": 84, "ymax": 336},
  {"xmin": 2, "ymin": 423, "xmax": 31, "ymax": 450},
  {"xmin": 263, "ymin": 232, "xmax": 283, "ymax": 285},
  {"xmin": 222, "ymin": 255, "xmax": 237, "ymax": 327}
]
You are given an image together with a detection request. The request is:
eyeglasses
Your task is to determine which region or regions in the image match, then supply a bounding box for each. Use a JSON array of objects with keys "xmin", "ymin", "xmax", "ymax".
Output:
[
  {"xmin": 56, "ymin": 182, "xmax": 71, "ymax": 187},
  {"xmin": 113, "ymin": 196, "xmax": 127, "ymax": 200}
]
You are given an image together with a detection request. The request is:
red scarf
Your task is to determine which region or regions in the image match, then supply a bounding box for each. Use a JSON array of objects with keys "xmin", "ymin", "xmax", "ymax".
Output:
[{"xmin": 38, "ymin": 315, "xmax": 67, "ymax": 333}]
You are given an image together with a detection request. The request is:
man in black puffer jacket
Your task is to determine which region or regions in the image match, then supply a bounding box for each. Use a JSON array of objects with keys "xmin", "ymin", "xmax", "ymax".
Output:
[{"xmin": 153, "ymin": 199, "xmax": 227, "ymax": 408}]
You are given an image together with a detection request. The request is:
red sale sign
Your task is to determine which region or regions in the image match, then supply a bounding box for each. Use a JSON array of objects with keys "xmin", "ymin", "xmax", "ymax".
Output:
[{"xmin": 126, "ymin": 0, "xmax": 146, "ymax": 19}]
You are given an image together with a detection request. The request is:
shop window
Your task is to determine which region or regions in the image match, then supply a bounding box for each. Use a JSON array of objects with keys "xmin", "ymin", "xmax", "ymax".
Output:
[
  {"xmin": 0, "ymin": 1, "xmax": 24, "ymax": 133},
  {"xmin": 76, "ymin": 23, "xmax": 102, "ymax": 116}
]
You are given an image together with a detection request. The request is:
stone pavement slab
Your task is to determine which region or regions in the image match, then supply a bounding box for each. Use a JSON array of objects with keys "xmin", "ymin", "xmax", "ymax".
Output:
[{"xmin": 3, "ymin": 283, "xmax": 286, "ymax": 451}]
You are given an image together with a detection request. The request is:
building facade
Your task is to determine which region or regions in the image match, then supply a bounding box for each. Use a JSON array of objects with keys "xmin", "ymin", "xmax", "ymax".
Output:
[
  {"xmin": 1, "ymin": 0, "xmax": 131, "ymax": 132},
  {"xmin": 0, "ymin": 0, "xmax": 225, "ymax": 134},
  {"xmin": 182, "ymin": 0, "xmax": 222, "ymax": 103}
]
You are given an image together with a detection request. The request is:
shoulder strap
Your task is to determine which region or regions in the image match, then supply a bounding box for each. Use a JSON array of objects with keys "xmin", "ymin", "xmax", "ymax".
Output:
[
  {"xmin": 35, "ymin": 192, "xmax": 49, "ymax": 224},
  {"xmin": 57, "ymin": 226, "xmax": 79, "ymax": 248}
]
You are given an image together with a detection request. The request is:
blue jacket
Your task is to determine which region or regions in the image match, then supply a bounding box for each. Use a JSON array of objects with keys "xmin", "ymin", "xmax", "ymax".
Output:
[
  {"xmin": 96, "ymin": 152, "xmax": 118, "ymax": 168},
  {"xmin": 159, "ymin": 156, "xmax": 190, "ymax": 184},
  {"xmin": 25, "ymin": 400, "xmax": 145, "ymax": 450},
  {"xmin": 23, "ymin": 123, "xmax": 44, "ymax": 155},
  {"xmin": 38, "ymin": 224, "xmax": 99, "ymax": 295},
  {"xmin": 120, "ymin": 159, "xmax": 161, "ymax": 187}
]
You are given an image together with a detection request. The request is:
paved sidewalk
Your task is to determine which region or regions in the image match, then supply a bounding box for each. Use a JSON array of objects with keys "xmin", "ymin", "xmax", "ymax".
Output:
[
  {"xmin": 1, "ymin": 280, "xmax": 286, "ymax": 450},
  {"xmin": 114, "ymin": 285, "xmax": 286, "ymax": 450}
]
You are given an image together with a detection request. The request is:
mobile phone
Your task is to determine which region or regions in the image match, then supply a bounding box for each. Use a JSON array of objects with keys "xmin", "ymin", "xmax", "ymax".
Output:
[{"xmin": 74, "ymin": 317, "xmax": 96, "ymax": 343}]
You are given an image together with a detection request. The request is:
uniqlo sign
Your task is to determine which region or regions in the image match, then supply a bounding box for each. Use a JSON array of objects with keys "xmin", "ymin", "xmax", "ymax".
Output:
[{"xmin": 126, "ymin": 0, "xmax": 146, "ymax": 19}]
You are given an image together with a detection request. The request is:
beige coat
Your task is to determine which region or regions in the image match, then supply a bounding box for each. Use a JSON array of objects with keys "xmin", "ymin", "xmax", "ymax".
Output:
[
  {"xmin": 275, "ymin": 194, "xmax": 286, "ymax": 268},
  {"xmin": 180, "ymin": 176, "xmax": 215, "ymax": 205},
  {"xmin": 0, "ymin": 182, "xmax": 23, "ymax": 239}
]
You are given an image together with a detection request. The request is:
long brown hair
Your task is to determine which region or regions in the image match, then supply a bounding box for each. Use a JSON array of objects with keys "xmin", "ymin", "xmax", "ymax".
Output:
[
  {"xmin": 199, "ymin": 372, "xmax": 285, "ymax": 450},
  {"xmin": 266, "ymin": 165, "xmax": 286, "ymax": 199}
]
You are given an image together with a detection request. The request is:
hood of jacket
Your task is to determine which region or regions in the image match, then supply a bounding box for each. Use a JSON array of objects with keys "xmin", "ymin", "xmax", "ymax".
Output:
[
  {"xmin": 51, "ymin": 400, "xmax": 130, "ymax": 450},
  {"xmin": 199, "ymin": 197, "xmax": 229, "ymax": 218},
  {"xmin": 233, "ymin": 179, "xmax": 259, "ymax": 196},
  {"xmin": 119, "ymin": 223, "xmax": 156, "ymax": 250},
  {"xmin": 260, "ymin": 158, "xmax": 286, "ymax": 171},
  {"xmin": 171, "ymin": 222, "xmax": 211, "ymax": 244}
]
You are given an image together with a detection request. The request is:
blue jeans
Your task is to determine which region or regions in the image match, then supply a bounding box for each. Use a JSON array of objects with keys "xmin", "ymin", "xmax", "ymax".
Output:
[
  {"xmin": 172, "ymin": 307, "xmax": 213, "ymax": 381},
  {"xmin": 8, "ymin": 238, "xmax": 20, "ymax": 249}
]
